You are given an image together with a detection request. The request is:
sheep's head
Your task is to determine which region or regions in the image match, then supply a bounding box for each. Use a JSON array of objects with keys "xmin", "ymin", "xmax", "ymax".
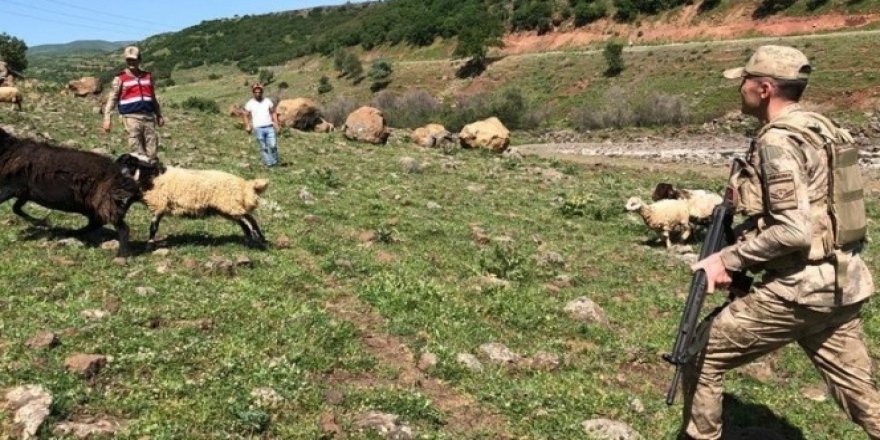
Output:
[
  {"xmin": 116, "ymin": 153, "xmax": 166, "ymax": 191},
  {"xmin": 652, "ymin": 183, "xmax": 678, "ymax": 201},
  {"xmin": 625, "ymin": 196, "xmax": 644, "ymax": 212}
]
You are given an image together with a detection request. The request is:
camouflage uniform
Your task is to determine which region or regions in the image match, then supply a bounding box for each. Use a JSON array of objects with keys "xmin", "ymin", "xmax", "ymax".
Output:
[{"xmin": 682, "ymin": 46, "xmax": 879, "ymax": 440}]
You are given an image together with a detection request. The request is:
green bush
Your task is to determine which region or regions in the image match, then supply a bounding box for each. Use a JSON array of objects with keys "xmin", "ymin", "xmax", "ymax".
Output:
[
  {"xmin": 181, "ymin": 96, "xmax": 220, "ymax": 113},
  {"xmin": 603, "ymin": 41, "xmax": 625, "ymax": 76},
  {"xmin": 317, "ymin": 75, "xmax": 333, "ymax": 94},
  {"xmin": 574, "ymin": 1, "xmax": 608, "ymax": 26}
]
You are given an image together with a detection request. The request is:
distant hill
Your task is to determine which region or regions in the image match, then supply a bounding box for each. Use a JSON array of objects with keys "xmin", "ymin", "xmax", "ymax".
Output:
[{"xmin": 29, "ymin": 40, "xmax": 134, "ymax": 56}]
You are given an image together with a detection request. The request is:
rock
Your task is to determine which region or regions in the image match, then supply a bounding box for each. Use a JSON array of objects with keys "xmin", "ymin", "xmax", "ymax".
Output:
[
  {"xmin": 250, "ymin": 387, "xmax": 284, "ymax": 407},
  {"xmin": 410, "ymin": 123, "xmax": 450, "ymax": 148},
  {"xmin": 355, "ymin": 411, "xmax": 414, "ymax": 440},
  {"xmin": 522, "ymin": 351, "xmax": 561, "ymax": 371},
  {"xmin": 479, "ymin": 342, "xmax": 521, "ymax": 365},
  {"xmin": 472, "ymin": 275, "xmax": 510, "ymax": 292},
  {"xmin": 275, "ymin": 234, "xmax": 292, "ymax": 249},
  {"xmin": 426, "ymin": 201, "xmax": 441, "ymax": 210},
  {"xmin": 319, "ymin": 412, "xmax": 343, "ymax": 437},
  {"xmin": 152, "ymin": 248, "xmax": 170, "ymax": 257},
  {"xmin": 802, "ymin": 384, "xmax": 827, "ymax": 402},
  {"xmin": 581, "ymin": 418, "xmax": 643, "ymax": 440},
  {"xmin": 502, "ymin": 147, "xmax": 524, "ymax": 161},
  {"xmin": 56, "ymin": 237, "xmax": 84, "ymax": 248},
  {"xmin": 64, "ymin": 354, "xmax": 107, "ymax": 378},
  {"xmin": 4, "ymin": 385, "xmax": 53, "ymax": 440},
  {"xmin": 100, "ymin": 240, "xmax": 119, "ymax": 251},
  {"xmin": 344, "ymin": 106, "xmax": 389, "ymax": 144},
  {"xmin": 25, "ymin": 331, "xmax": 59, "ymax": 350},
  {"xmin": 299, "ymin": 187, "xmax": 315, "ymax": 203},
  {"xmin": 234, "ymin": 255, "xmax": 253, "ymax": 268},
  {"xmin": 740, "ymin": 361, "xmax": 775, "ymax": 383},
  {"xmin": 276, "ymin": 98, "xmax": 323, "ymax": 130},
  {"xmin": 456, "ymin": 353, "xmax": 483, "ymax": 372},
  {"xmin": 459, "ymin": 117, "xmax": 511, "ymax": 153},
  {"xmin": 398, "ymin": 156, "xmax": 421, "ymax": 174},
  {"xmin": 80, "ymin": 309, "xmax": 109, "ymax": 320},
  {"xmin": 417, "ymin": 351, "xmax": 438, "ymax": 371},
  {"xmin": 53, "ymin": 419, "xmax": 124, "ymax": 438},
  {"xmin": 66, "ymin": 76, "xmax": 102, "ymax": 97},
  {"xmin": 182, "ymin": 258, "xmax": 199, "ymax": 270},
  {"xmin": 629, "ymin": 398, "xmax": 645, "ymax": 414},
  {"xmin": 135, "ymin": 286, "xmax": 156, "ymax": 296},
  {"xmin": 537, "ymin": 250, "xmax": 565, "ymax": 268},
  {"xmin": 313, "ymin": 118, "xmax": 335, "ymax": 133},
  {"xmin": 304, "ymin": 214, "xmax": 322, "ymax": 224},
  {"xmin": 564, "ymin": 297, "xmax": 609, "ymax": 325}
]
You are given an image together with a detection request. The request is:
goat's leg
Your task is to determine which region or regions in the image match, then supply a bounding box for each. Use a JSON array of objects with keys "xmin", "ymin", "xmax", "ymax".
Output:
[
  {"xmin": 679, "ymin": 224, "xmax": 692, "ymax": 243},
  {"xmin": 147, "ymin": 213, "xmax": 164, "ymax": 250},
  {"xmin": 662, "ymin": 229, "xmax": 672, "ymax": 249},
  {"xmin": 243, "ymin": 214, "xmax": 266, "ymax": 244},
  {"xmin": 12, "ymin": 198, "xmax": 48, "ymax": 226},
  {"xmin": 73, "ymin": 215, "xmax": 103, "ymax": 235},
  {"xmin": 115, "ymin": 220, "xmax": 131, "ymax": 258}
]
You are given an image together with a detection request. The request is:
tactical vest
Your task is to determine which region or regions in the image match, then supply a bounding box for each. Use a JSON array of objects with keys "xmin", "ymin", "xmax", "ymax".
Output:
[
  {"xmin": 757, "ymin": 111, "xmax": 866, "ymax": 252},
  {"xmin": 116, "ymin": 70, "xmax": 156, "ymax": 115}
]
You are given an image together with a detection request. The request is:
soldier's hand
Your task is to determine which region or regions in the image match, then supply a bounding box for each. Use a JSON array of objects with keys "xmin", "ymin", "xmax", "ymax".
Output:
[
  {"xmin": 691, "ymin": 252, "xmax": 732, "ymax": 293},
  {"xmin": 102, "ymin": 120, "xmax": 111, "ymax": 133}
]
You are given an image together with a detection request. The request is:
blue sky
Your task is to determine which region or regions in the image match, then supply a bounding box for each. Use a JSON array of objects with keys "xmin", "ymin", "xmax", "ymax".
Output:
[{"xmin": 0, "ymin": 0, "xmax": 367, "ymax": 47}]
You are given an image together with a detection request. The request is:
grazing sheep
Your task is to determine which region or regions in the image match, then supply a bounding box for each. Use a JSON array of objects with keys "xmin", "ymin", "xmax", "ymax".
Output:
[
  {"xmin": 651, "ymin": 182, "xmax": 722, "ymax": 224},
  {"xmin": 117, "ymin": 154, "xmax": 269, "ymax": 248},
  {"xmin": 0, "ymin": 87, "xmax": 22, "ymax": 111},
  {"xmin": 625, "ymin": 196, "xmax": 691, "ymax": 248},
  {"xmin": 0, "ymin": 127, "xmax": 140, "ymax": 256}
]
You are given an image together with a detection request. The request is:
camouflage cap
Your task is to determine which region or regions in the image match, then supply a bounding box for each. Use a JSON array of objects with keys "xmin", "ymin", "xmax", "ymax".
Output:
[
  {"xmin": 723, "ymin": 45, "xmax": 811, "ymax": 80},
  {"xmin": 123, "ymin": 46, "xmax": 140, "ymax": 60}
]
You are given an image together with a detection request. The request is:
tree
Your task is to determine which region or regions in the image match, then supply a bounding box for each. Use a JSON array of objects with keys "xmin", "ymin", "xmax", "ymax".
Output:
[
  {"xmin": 367, "ymin": 59, "xmax": 393, "ymax": 92},
  {"xmin": 0, "ymin": 33, "xmax": 28, "ymax": 73},
  {"xmin": 257, "ymin": 68, "xmax": 275, "ymax": 86},
  {"xmin": 343, "ymin": 53, "xmax": 363, "ymax": 82},
  {"xmin": 452, "ymin": 4, "xmax": 504, "ymax": 78},
  {"xmin": 603, "ymin": 41, "xmax": 625, "ymax": 76},
  {"xmin": 318, "ymin": 75, "xmax": 333, "ymax": 94}
]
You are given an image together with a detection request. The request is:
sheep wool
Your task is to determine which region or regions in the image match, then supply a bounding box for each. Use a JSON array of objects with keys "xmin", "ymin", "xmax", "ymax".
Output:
[
  {"xmin": 143, "ymin": 167, "xmax": 268, "ymax": 217},
  {"xmin": 625, "ymin": 196, "xmax": 691, "ymax": 248},
  {"xmin": 0, "ymin": 86, "xmax": 22, "ymax": 110}
]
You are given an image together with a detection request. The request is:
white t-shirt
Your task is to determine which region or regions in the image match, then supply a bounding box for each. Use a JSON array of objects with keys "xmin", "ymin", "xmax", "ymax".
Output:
[{"xmin": 245, "ymin": 98, "xmax": 275, "ymax": 128}]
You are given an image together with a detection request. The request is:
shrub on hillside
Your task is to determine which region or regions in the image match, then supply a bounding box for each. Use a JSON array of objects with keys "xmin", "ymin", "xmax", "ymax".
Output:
[
  {"xmin": 570, "ymin": 86, "xmax": 633, "ymax": 130},
  {"xmin": 317, "ymin": 75, "xmax": 333, "ymax": 94},
  {"xmin": 634, "ymin": 92, "xmax": 690, "ymax": 126},
  {"xmin": 324, "ymin": 96, "xmax": 358, "ymax": 127},
  {"xmin": 603, "ymin": 41, "xmax": 625, "ymax": 76},
  {"xmin": 574, "ymin": 1, "xmax": 608, "ymax": 26},
  {"xmin": 371, "ymin": 89, "xmax": 440, "ymax": 128},
  {"xmin": 181, "ymin": 97, "xmax": 220, "ymax": 114}
]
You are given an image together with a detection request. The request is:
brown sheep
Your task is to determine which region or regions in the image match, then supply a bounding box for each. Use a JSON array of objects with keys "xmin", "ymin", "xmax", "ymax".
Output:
[{"xmin": 0, "ymin": 128, "xmax": 142, "ymax": 257}]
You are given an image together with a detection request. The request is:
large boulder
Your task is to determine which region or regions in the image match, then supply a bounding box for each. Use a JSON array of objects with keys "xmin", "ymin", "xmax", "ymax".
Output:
[
  {"xmin": 459, "ymin": 117, "xmax": 510, "ymax": 153},
  {"xmin": 411, "ymin": 123, "xmax": 450, "ymax": 148},
  {"xmin": 276, "ymin": 98, "xmax": 323, "ymax": 130},
  {"xmin": 66, "ymin": 76, "xmax": 102, "ymax": 97},
  {"xmin": 344, "ymin": 106, "xmax": 388, "ymax": 144}
]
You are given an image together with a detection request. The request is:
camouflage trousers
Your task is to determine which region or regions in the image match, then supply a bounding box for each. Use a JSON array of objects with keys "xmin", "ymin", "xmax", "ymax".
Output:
[
  {"xmin": 682, "ymin": 287, "xmax": 880, "ymax": 439},
  {"xmin": 121, "ymin": 115, "xmax": 159, "ymax": 160}
]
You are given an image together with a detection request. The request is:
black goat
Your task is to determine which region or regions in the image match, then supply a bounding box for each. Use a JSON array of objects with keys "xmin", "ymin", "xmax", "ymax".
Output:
[{"xmin": 0, "ymin": 127, "xmax": 140, "ymax": 257}]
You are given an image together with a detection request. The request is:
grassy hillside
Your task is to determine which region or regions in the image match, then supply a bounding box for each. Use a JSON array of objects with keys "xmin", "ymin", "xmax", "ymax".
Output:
[
  {"xmin": 1, "ymin": 85, "xmax": 880, "ymax": 439},
  {"xmin": 28, "ymin": 40, "xmax": 132, "ymax": 56}
]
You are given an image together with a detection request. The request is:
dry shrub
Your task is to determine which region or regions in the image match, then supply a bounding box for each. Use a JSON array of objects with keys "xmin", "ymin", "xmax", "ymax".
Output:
[
  {"xmin": 324, "ymin": 96, "xmax": 358, "ymax": 127},
  {"xmin": 571, "ymin": 87, "xmax": 689, "ymax": 130},
  {"xmin": 634, "ymin": 93, "xmax": 690, "ymax": 126},
  {"xmin": 371, "ymin": 89, "xmax": 440, "ymax": 128}
]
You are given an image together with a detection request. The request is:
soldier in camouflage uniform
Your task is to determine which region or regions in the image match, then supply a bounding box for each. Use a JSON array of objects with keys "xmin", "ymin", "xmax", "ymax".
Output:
[{"xmin": 681, "ymin": 45, "xmax": 879, "ymax": 439}]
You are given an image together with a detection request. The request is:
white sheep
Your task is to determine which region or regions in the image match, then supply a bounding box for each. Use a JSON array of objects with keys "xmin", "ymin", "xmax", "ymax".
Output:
[
  {"xmin": 0, "ymin": 86, "xmax": 22, "ymax": 111},
  {"xmin": 117, "ymin": 154, "xmax": 269, "ymax": 248},
  {"xmin": 680, "ymin": 190, "xmax": 723, "ymax": 224},
  {"xmin": 625, "ymin": 196, "xmax": 691, "ymax": 248}
]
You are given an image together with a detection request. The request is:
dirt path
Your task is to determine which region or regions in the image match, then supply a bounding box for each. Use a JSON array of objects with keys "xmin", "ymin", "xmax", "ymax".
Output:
[{"xmin": 323, "ymin": 293, "xmax": 513, "ymax": 439}]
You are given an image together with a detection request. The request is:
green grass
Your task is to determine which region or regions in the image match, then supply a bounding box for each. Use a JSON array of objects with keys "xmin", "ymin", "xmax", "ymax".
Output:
[{"xmin": 1, "ymin": 90, "xmax": 880, "ymax": 439}]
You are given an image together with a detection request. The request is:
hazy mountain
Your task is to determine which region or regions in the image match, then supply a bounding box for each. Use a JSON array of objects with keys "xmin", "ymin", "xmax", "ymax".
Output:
[{"xmin": 29, "ymin": 40, "xmax": 134, "ymax": 56}]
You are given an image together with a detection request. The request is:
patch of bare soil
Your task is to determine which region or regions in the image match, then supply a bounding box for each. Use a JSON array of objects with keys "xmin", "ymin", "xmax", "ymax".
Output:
[
  {"xmin": 323, "ymin": 294, "xmax": 512, "ymax": 439},
  {"xmin": 502, "ymin": 12, "xmax": 880, "ymax": 54}
]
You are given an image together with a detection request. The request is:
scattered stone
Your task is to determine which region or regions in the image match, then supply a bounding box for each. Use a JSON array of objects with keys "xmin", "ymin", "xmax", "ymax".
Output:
[
  {"xmin": 56, "ymin": 238, "xmax": 83, "ymax": 248},
  {"xmin": 522, "ymin": 351, "xmax": 561, "ymax": 371},
  {"xmin": 802, "ymin": 384, "xmax": 828, "ymax": 402},
  {"xmin": 25, "ymin": 331, "xmax": 59, "ymax": 350},
  {"xmin": 304, "ymin": 214, "xmax": 322, "ymax": 224},
  {"xmin": 234, "ymin": 255, "xmax": 253, "ymax": 268},
  {"xmin": 358, "ymin": 231, "xmax": 377, "ymax": 243},
  {"xmin": 479, "ymin": 342, "xmax": 521, "ymax": 365},
  {"xmin": 100, "ymin": 240, "xmax": 119, "ymax": 251},
  {"xmin": 205, "ymin": 256, "xmax": 236, "ymax": 275},
  {"xmin": 182, "ymin": 258, "xmax": 199, "ymax": 270},
  {"xmin": 470, "ymin": 225, "xmax": 490, "ymax": 245},
  {"xmin": 581, "ymin": 418, "xmax": 643, "ymax": 440},
  {"xmin": 456, "ymin": 353, "xmax": 483, "ymax": 372},
  {"xmin": 398, "ymin": 156, "xmax": 421, "ymax": 174},
  {"xmin": 80, "ymin": 309, "xmax": 109, "ymax": 320},
  {"xmin": 299, "ymin": 188, "xmax": 315, "ymax": 203},
  {"xmin": 103, "ymin": 295, "xmax": 121, "ymax": 313},
  {"xmin": 629, "ymin": 397, "xmax": 645, "ymax": 414},
  {"xmin": 64, "ymin": 354, "xmax": 107, "ymax": 378},
  {"xmin": 53, "ymin": 419, "xmax": 125, "ymax": 439},
  {"xmin": 135, "ymin": 286, "xmax": 156, "ymax": 296},
  {"xmin": 250, "ymin": 387, "xmax": 284, "ymax": 407},
  {"xmin": 426, "ymin": 201, "xmax": 441, "ymax": 210},
  {"xmin": 536, "ymin": 250, "xmax": 565, "ymax": 268},
  {"xmin": 275, "ymin": 234, "xmax": 292, "ymax": 249},
  {"xmin": 319, "ymin": 412, "xmax": 343, "ymax": 437},
  {"xmin": 564, "ymin": 297, "xmax": 609, "ymax": 325},
  {"xmin": 112, "ymin": 257, "xmax": 127, "ymax": 266},
  {"xmin": 502, "ymin": 147, "xmax": 524, "ymax": 161},
  {"xmin": 152, "ymin": 248, "xmax": 170, "ymax": 257},
  {"xmin": 355, "ymin": 411, "xmax": 414, "ymax": 440},
  {"xmin": 552, "ymin": 274, "xmax": 573, "ymax": 288},
  {"xmin": 740, "ymin": 361, "xmax": 775, "ymax": 383},
  {"xmin": 417, "ymin": 351, "xmax": 438, "ymax": 371},
  {"xmin": 4, "ymin": 385, "xmax": 53, "ymax": 440},
  {"xmin": 411, "ymin": 123, "xmax": 450, "ymax": 148}
]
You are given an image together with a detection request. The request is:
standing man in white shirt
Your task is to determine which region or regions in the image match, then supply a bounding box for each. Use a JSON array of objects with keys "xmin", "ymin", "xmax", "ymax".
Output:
[{"xmin": 243, "ymin": 83, "xmax": 280, "ymax": 167}]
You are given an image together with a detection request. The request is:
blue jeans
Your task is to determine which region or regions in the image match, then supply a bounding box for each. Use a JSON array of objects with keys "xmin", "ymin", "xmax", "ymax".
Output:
[{"xmin": 253, "ymin": 126, "xmax": 278, "ymax": 167}]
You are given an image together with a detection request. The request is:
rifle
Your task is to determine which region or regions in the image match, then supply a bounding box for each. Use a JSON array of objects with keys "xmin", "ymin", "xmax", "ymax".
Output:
[{"xmin": 663, "ymin": 161, "xmax": 752, "ymax": 406}]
